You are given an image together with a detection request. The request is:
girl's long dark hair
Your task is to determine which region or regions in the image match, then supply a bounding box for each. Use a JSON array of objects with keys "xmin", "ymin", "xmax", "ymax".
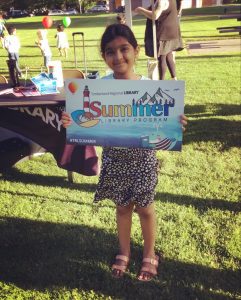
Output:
[{"xmin": 100, "ymin": 24, "xmax": 138, "ymax": 54}]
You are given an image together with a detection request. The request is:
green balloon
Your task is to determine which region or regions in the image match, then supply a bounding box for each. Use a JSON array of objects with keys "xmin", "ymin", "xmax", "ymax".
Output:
[{"xmin": 63, "ymin": 17, "xmax": 71, "ymax": 28}]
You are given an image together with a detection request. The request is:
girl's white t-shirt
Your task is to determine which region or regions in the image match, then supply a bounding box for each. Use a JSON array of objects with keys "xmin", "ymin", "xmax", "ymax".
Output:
[{"xmin": 56, "ymin": 31, "xmax": 69, "ymax": 49}]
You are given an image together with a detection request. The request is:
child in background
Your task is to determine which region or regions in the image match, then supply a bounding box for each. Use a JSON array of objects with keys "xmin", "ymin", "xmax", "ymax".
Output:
[
  {"xmin": 116, "ymin": 13, "xmax": 126, "ymax": 25},
  {"xmin": 55, "ymin": 24, "xmax": 69, "ymax": 58},
  {"xmin": 4, "ymin": 25, "xmax": 22, "ymax": 76},
  {"xmin": 62, "ymin": 24, "xmax": 188, "ymax": 282},
  {"xmin": 0, "ymin": 13, "xmax": 7, "ymax": 48},
  {"xmin": 36, "ymin": 29, "xmax": 52, "ymax": 67}
]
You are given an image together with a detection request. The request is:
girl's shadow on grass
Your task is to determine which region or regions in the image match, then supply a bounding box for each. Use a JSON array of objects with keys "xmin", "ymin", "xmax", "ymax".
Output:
[{"xmin": 0, "ymin": 216, "xmax": 239, "ymax": 300}]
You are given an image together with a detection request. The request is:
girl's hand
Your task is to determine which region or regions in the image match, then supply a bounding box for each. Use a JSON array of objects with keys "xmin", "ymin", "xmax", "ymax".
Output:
[
  {"xmin": 61, "ymin": 111, "xmax": 72, "ymax": 128},
  {"xmin": 180, "ymin": 114, "xmax": 188, "ymax": 132}
]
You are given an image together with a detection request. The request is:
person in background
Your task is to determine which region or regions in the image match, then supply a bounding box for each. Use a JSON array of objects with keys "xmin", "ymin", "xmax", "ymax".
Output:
[
  {"xmin": 55, "ymin": 24, "xmax": 69, "ymax": 58},
  {"xmin": 116, "ymin": 13, "xmax": 126, "ymax": 25},
  {"xmin": 0, "ymin": 13, "xmax": 7, "ymax": 48},
  {"xmin": 36, "ymin": 29, "xmax": 52, "ymax": 68},
  {"xmin": 4, "ymin": 25, "xmax": 22, "ymax": 77},
  {"xmin": 134, "ymin": 0, "xmax": 183, "ymax": 80},
  {"xmin": 62, "ymin": 24, "xmax": 188, "ymax": 282}
]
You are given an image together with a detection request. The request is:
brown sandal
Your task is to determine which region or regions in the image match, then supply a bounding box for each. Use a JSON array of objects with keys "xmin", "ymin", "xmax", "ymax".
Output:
[
  {"xmin": 138, "ymin": 255, "xmax": 159, "ymax": 281},
  {"xmin": 111, "ymin": 254, "xmax": 129, "ymax": 278}
]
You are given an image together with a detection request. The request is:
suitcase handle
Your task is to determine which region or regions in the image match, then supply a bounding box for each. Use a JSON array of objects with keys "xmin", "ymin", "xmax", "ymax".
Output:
[
  {"xmin": 72, "ymin": 32, "xmax": 84, "ymax": 37},
  {"xmin": 72, "ymin": 32, "xmax": 87, "ymax": 75}
]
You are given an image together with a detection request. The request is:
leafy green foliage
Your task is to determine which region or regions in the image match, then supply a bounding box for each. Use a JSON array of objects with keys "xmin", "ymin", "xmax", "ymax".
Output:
[{"xmin": 0, "ymin": 0, "xmax": 99, "ymax": 11}]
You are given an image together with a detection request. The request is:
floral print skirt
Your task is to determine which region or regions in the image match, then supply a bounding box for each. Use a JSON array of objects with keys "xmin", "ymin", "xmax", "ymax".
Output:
[{"xmin": 94, "ymin": 147, "xmax": 159, "ymax": 207}]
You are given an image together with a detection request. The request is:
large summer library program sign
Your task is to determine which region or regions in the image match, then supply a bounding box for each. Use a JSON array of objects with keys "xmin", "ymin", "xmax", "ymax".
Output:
[{"xmin": 65, "ymin": 79, "xmax": 185, "ymax": 151}]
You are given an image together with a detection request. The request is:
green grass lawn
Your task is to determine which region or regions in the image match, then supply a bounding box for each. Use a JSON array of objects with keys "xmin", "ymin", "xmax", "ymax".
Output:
[{"xmin": 0, "ymin": 6, "xmax": 241, "ymax": 300}]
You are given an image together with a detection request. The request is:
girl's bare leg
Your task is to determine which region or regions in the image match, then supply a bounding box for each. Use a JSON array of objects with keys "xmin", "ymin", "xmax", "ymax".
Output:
[
  {"xmin": 173, "ymin": 51, "xmax": 176, "ymax": 63},
  {"xmin": 136, "ymin": 203, "xmax": 157, "ymax": 280},
  {"xmin": 158, "ymin": 52, "xmax": 176, "ymax": 80},
  {"xmin": 166, "ymin": 51, "xmax": 177, "ymax": 79},
  {"xmin": 113, "ymin": 202, "xmax": 134, "ymax": 277},
  {"xmin": 63, "ymin": 48, "xmax": 67, "ymax": 58}
]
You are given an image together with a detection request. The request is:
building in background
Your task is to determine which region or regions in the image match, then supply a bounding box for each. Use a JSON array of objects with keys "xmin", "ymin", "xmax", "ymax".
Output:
[{"xmin": 109, "ymin": 0, "xmax": 224, "ymax": 12}]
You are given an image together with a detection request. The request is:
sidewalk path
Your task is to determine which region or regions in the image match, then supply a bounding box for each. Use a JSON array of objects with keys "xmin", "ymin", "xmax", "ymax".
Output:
[{"xmin": 187, "ymin": 39, "xmax": 241, "ymax": 54}]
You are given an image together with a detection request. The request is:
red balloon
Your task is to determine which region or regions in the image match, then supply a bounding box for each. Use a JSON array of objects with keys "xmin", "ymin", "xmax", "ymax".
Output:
[{"xmin": 42, "ymin": 16, "xmax": 53, "ymax": 29}]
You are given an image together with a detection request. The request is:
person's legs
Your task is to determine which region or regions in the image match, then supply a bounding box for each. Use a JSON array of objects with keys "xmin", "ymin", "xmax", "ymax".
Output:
[
  {"xmin": 63, "ymin": 48, "xmax": 67, "ymax": 58},
  {"xmin": 116, "ymin": 202, "xmax": 134, "ymax": 256},
  {"xmin": 44, "ymin": 56, "xmax": 51, "ymax": 68},
  {"xmin": 166, "ymin": 51, "xmax": 176, "ymax": 79},
  {"xmin": 136, "ymin": 203, "xmax": 156, "ymax": 258},
  {"xmin": 136, "ymin": 203, "xmax": 158, "ymax": 281},
  {"xmin": 44, "ymin": 56, "xmax": 47, "ymax": 68},
  {"xmin": 172, "ymin": 51, "xmax": 176, "ymax": 63},
  {"xmin": 58, "ymin": 47, "xmax": 62, "ymax": 56},
  {"xmin": 158, "ymin": 55, "xmax": 168, "ymax": 80},
  {"xmin": 7, "ymin": 59, "xmax": 17, "ymax": 87},
  {"xmin": 112, "ymin": 202, "xmax": 134, "ymax": 277},
  {"xmin": 158, "ymin": 52, "xmax": 177, "ymax": 80},
  {"xmin": 7, "ymin": 53, "xmax": 20, "ymax": 86},
  {"xmin": 13, "ymin": 53, "xmax": 22, "ymax": 75}
]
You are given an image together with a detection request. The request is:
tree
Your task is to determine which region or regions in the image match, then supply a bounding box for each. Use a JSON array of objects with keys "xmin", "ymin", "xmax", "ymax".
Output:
[
  {"xmin": 0, "ymin": 0, "xmax": 14, "ymax": 11},
  {"xmin": 0, "ymin": 0, "xmax": 96, "ymax": 12}
]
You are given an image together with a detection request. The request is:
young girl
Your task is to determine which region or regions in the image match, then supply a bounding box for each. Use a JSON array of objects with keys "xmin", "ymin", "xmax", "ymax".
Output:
[
  {"xmin": 62, "ymin": 24, "xmax": 187, "ymax": 281},
  {"xmin": 36, "ymin": 29, "xmax": 52, "ymax": 67},
  {"xmin": 55, "ymin": 24, "xmax": 69, "ymax": 58}
]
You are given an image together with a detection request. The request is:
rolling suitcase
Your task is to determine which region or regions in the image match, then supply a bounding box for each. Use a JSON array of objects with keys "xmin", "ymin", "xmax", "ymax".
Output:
[
  {"xmin": 72, "ymin": 32, "xmax": 99, "ymax": 79},
  {"xmin": 72, "ymin": 32, "xmax": 87, "ymax": 76}
]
